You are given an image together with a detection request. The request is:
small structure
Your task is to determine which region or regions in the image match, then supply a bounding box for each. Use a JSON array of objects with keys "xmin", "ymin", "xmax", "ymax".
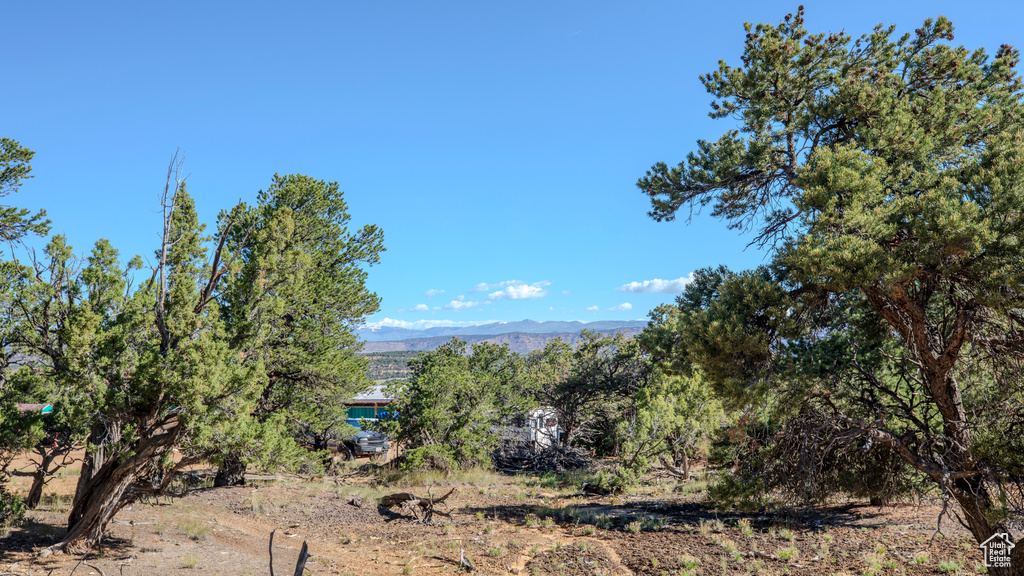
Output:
[
  {"xmin": 15, "ymin": 403, "xmax": 54, "ymax": 415},
  {"xmin": 345, "ymin": 385, "xmax": 394, "ymax": 420}
]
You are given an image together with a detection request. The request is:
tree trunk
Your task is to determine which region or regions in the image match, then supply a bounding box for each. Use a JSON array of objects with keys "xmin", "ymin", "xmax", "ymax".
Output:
[
  {"xmin": 1011, "ymin": 542, "xmax": 1024, "ymax": 576},
  {"xmin": 25, "ymin": 471, "xmax": 45, "ymax": 509},
  {"xmin": 15, "ymin": 446, "xmax": 72, "ymax": 510},
  {"xmin": 53, "ymin": 457, "xmax": 142, "ymax": 554},
  {"xmin": 667, "ymin": 444, "xmax": 691, "ymax": 480},
  {"xmin": 945, "ymin": 477, "xmax": 1023, "ymax": 576},
  {"xmin": 214, "ymin": 451, "xmax": 247, "ymax": 487},
  {"xmin": 71, "ymin": 421, "xmax": 121, "ymax": 526},
  {"xmin": 861, "ymin": 287, "xmax": 1024, "ymax": 572},
  {"xmin": 42, "ymin": 419, "xmax": 177, "ymax": 555}
]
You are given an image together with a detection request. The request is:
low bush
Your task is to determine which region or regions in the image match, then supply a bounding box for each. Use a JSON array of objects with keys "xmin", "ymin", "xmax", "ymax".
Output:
[{"xmin": 0, "ymin": 484, "xmax": 26, "ymax": 537}]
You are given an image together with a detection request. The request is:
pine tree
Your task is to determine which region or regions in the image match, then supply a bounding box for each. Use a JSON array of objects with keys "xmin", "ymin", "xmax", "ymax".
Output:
[{"xmin": 639, "ymin": 9, "xmax": 1024, "ymax": 572}]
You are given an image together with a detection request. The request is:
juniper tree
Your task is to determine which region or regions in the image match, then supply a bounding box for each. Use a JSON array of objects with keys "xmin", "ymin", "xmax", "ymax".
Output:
[
  {"xmin": 215, "ymin": 174, "xmax": 384, "ymax": 484},
  {"xmin": 1, "ymin": 158, "xmax": 382, "ymax": 554},
  {"xmin": 529, "ymin": 331, "xmax": 651, "ymax": 449},
  {"xmin": 0, "ymin": 137, "xmax": 51, "ymax": 520},
  {"xmin": 380, "ymin": 339, "xmax": 530, "ymax": 470},
  {"xmin": 3, "ymin": 364, "xmax": 94, "ymax": 509},
  {"xmin": 615, "ymin": 371, "xmax": 723, "ymax": 482},
  {"xmin": 639, "ymin": 9, "xmax": 1024, "ymax": 571}
]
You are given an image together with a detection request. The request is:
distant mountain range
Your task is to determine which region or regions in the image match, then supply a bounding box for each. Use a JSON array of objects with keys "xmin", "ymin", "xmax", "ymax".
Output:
[
  {"xmin": 357, "ymin": 319, "xmax": 647, "ymax": 342},
  {"xmin": 357, "ymin": 320, "xmax": 649, "ymax": 355}
]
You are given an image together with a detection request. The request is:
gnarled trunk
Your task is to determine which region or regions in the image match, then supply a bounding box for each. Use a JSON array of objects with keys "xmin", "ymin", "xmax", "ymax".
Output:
[
  {"xmin": 25, "ymin": 471, "xmax": 45, "ymax": 509},
  {"xmin": 56, "ymin": 455, "xmax": 144, "ymax": 553},
  {"xmin": 42, "ymin": 418, "xmax": 179, "ymax": 556},
  {"xmin": 71, "ymin": 421, "xmax": 121, "ymax": 526},
  {"xmin": 860, "ymin": 287, "xmax": 1023, "ymax": 573},
  {"xmin": 11, "ymin": 466, "xmax": 50, "ymax": 510},
  {"xmin": 947, "ymin": 477, "xmax": 1022, "ymax": 576},
  {"xmin": 659, "ymin": 447, "xmax": 691, "ymax": 480},
  {"xmin": 214, "ymin": 451, "xmax": 247, "ymax": 487}
]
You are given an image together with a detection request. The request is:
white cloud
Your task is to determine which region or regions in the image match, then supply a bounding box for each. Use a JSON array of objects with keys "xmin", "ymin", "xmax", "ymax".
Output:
[
  {"xmin": 424, "ymin": 289, "xmax": 445, "ymax": 298},
  {"xmin": 609, "ymin": 302, "xmax": 633, "ymax": 312},
  {"xmin": 615, "ymin": 273, "xmax": 695, "ymax": 294},
  {"xmin": 489, "ymin": 284, "xmax": 548, "ymax": 301},
  {"xmin": 469, "ymin": 280, "xmax": 522, "ymax": 293},
  {"xmin": 586, "ymin": 305, "xmax": 599, "ymax": 312},
  {"xmin": 398, "ymin": 303, "xmax": 429, "ymax": 313},
  {"xmin": 561, "ymin": 290, "xmax": 572, "ymax": 296},
  {"xmin": 444, "ymin": 299, "xmax": 481, "ymax": 311},
  {"xmin": 469, "ymin": 279, "xmax": 552, "ymax": 294}
]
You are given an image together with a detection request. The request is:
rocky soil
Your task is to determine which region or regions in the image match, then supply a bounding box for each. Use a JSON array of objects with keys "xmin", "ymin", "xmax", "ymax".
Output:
[{"xmin": 1, "ymin": 468, "xmax": 982, "ymax": 576}]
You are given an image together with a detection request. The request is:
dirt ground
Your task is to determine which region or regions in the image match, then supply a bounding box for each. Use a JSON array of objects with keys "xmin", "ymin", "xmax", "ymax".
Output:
[{"xmin": 1, "ymin": 461, "xmax": 985, "ymax": 576}]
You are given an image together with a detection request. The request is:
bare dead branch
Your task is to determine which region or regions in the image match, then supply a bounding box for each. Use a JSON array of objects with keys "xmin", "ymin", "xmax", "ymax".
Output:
[
  {"xmin": 292, "ymin": 541, "xmax": 310, "ymax": 576},
  {"xmin": 268, "ymin": 529, "xmax": 276, "ymax": 576},
  {"xmin": 379, "ymin": 488, "xmax": 457, "ymax": 524}
]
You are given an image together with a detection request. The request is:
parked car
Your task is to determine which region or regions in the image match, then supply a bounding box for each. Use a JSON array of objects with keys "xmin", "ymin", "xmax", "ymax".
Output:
[{"xmin": 337, "ymin": 418, "xmax": 389, "ymax": 459}]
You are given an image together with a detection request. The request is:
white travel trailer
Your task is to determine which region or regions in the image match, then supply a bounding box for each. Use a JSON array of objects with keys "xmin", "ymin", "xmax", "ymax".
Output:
[{"xmin": 502, "ymin": 408, "xmax": 561, "ymax": 448}]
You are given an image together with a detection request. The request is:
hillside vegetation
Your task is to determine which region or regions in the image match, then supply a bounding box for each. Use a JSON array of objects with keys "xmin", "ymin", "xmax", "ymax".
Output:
[
  {"xmin": 362, "ymin": 327, "xmax": 644, "ymax": 354},
  {"xmin": 364, "ymin": 351, "xmax": 420, "ymax": 381}
]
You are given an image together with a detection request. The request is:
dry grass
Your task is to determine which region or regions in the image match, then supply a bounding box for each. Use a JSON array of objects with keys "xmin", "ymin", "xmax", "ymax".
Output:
[{"xmin": 177, "ymin": 517, "xmax": 209, "ymax": 541}]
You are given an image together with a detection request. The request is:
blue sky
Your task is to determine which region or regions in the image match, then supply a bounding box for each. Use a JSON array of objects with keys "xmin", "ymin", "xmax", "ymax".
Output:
[{"xmin": 5, "ymin": 1, "xmax": 1022, "ymax": 330}]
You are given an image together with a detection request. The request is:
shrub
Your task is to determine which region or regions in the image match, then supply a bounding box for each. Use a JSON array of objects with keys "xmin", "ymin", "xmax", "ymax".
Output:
[
  {"xmin": 0, "ymin": 485, "xmax": 26, "ymax": 537},
  {"xmin": 706, "ymin": 472, "xmax": 774, "ymax": 512},
  {"xmin": 777, "ymin": 547, "xmax": 798, "ymax": 561},
  {"xmin": 938, "ymin": 560, "xmax": 963, "ymax": 574}
]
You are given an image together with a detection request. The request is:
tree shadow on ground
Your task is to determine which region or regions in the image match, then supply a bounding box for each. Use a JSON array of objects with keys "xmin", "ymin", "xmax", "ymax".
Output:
[
  {"xmin": 0, "ymin": 517, "xmax": 134, "ymax": 560},
  {"xmin": 460, "ymin": 497, "xmax": 891, "ymax": 532},
  {"xmin": 376, "ymin": 504, "xmax": 411, "ymax": 523}
]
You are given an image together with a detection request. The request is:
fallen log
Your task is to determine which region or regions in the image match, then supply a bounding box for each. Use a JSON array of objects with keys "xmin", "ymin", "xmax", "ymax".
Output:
[{"xmin": 378, "ymin": 487, "xmax": 456, "ymax": 524}]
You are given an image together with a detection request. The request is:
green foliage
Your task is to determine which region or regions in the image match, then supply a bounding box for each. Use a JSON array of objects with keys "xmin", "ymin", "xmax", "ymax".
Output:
[
  {"xmin": 528, "ymin": 330, "xmax": 650, "ymax": 449},
  {"xmin": 221, "ymin": 174, "xmax": 384, "ymax": 465},
  {"xmin": 0, "ymin": 136, "xmax": 51, "ymax": 497},
  {"xmin": 0, "ymin": 484, "xmax": 26, "ymax": 537},
  {"xmin": 590, "ymin": 467, "xmax": 637, "ymax": 495},
  {"xmin": 0, "ymin": 161, "xmax": 383, "ymax": 551},
  {"xmin": 615, "ymin": 370, "xmax": 723, "ymax": 480},
  {"xmin": 380, "ymin": 339, "xmax": 529, "ymax": 469},
  {"xmin": 705, "ymin": 465, "xmax": 773, "ymax": 513},
  {"xmin": 638, "ymin": 7, "xmax": 1024, "ymax": 544},
  {"xmin": 0, "ymin": 138, "xmax": 50, "ymax": 245},
  {"xmin": 0, "ymin": 398, "xmax": 45, "ymax": 473},
  {"xmin": 641, "ymin": 267, "xmax": 790, "ymax": 408}
]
